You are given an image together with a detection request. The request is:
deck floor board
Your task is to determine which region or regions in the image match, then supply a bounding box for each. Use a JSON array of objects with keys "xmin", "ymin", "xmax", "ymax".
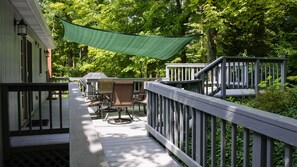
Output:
[{"xmin": 90, "ymin": 108, "xmax": 181, "ymax": 167}]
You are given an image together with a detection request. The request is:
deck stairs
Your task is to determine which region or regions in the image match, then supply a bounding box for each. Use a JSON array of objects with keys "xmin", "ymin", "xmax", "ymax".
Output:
[{"xmin": 165, "ymin": 56, "xmax": 286, "ymax": 99}]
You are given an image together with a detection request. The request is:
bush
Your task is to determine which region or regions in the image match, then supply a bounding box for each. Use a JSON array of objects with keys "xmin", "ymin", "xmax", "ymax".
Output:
[
  {"xmin": 250, "ymin": 81, "xmax": 297, "ymax": 119},
  {"xmin": 287, "ymin": 76, "xmax": 297, "ymax": 85}
]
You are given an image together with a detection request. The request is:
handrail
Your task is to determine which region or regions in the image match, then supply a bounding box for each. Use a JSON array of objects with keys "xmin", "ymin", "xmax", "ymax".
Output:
[
  {"xmin": 194, "ymin": 56, "xmax": 225, "ymax": 78},
  {"xmin": 145, "ymin": 82, "xmax": 297, "ymax": 167},
  {"xmin": 160, "ymin": 80, "xmax": 203, "ymax": 93}
]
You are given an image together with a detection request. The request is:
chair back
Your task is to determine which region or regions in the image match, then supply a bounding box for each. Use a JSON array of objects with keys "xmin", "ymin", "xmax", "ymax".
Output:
[
  {"xmin": 98, "ymin": 78, "xmax": 114, "ymax": 94},
  {"xmin": 111, "ymin": 80, "xmax": 134, "ymax": 107}
]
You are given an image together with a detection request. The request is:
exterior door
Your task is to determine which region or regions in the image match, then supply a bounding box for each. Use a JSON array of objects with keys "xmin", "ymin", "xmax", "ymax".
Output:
[{"xmin": 20, "ymin": 38, "xmax": 33, "ymax": 125}]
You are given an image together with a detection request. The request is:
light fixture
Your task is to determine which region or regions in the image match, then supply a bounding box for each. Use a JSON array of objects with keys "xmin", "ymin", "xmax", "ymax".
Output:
[
  {"xmin": 15, "ymin": 19, "xmax": 27, "ymax": 36},
  {"xmin": 44, "ymin": 50, "xmax": 49, "ymax": 57}
]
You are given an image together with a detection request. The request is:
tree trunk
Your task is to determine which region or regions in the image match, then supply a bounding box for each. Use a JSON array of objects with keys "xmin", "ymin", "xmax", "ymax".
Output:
[{"xmin": 207, "ymin": 28, "xmax": 218, "ymax": 63}]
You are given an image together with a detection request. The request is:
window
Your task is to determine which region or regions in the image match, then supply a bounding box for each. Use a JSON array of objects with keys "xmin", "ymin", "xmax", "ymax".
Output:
[{"xmin": 39, "ymin": 48, "xmax": 42, "ymax": 74}]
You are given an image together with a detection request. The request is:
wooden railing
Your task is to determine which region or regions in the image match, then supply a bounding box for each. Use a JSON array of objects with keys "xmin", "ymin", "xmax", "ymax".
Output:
[
  {"xmin": 1, "ymin": 83, "xmax": 69, "ymax": 162},
  {"xmin": 160, "ymin": 80, "xmax": 203, "ymax": 93},
  {"xmin": 165, "ymin": 63, "xmax": 207, "ymax": 81},
  {"xmin": 194, "ymin": 56, "xmax": 286, "ymax": 99},
  {"xmin": 145, "ymin": 82, "xmax": 296, "ymax": 167}
]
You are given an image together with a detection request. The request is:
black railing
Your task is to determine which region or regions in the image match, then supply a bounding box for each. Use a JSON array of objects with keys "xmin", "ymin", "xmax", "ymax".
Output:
[{"xmin": 1, "ymin": 83, "xmax": 69, "ymax": 162}]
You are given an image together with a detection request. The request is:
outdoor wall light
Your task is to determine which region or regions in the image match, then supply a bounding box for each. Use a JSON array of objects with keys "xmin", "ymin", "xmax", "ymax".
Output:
[
  {"xmin": 15, "ymin": 19, "xmax": 27, "ymax": 36},
  {"xmin": 44, "ymin": 50, "xmax": 49, "ymax": 57}
]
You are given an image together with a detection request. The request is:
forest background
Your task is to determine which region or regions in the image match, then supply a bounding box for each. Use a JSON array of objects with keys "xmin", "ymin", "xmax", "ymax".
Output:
[{"xmin": 40, "ymin": 0, "xmax": 297, "ymax": 79}]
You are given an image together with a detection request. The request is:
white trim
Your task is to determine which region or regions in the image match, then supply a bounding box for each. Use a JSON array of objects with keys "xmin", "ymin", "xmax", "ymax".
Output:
[{"xmin": 9, "ymin": 0, "xmax": 55, "ymax": 49}]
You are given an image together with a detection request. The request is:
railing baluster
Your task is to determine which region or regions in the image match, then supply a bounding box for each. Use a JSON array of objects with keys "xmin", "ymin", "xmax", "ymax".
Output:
[
  {"xmin": 164, "ymin": 97, "xmax": 169, "ymax": 138},
  {"xmin": 185, "ymin": 106, "xmax": 189, "ymax": 155},
  {"xmin": 160, "ymin": 96, "xmax": 164, "ymax": 135},
  {"xmin": 169, "ymin": 99, "xmax": 174, "ymax": 143},
  {"xmin": 39, "ymin": 88, "xmax": 42, "ymax": 130},
  {"xmin": 255, "ymin": 60, "xmax": 260, "ymax": 92},
  {"xmin": 195, "ymin": 109, "xmax": 203, "ymax": 164},
  {"xmin": 181, "ymin": 67, "xmax": 184, "ymax": 81},
  {"xmin": 153, "ymin": 93, "xmax": 157, "ymax": 129},
  {"xmin": 251, "ymin": 62, "xmax": 254, "ymax": 89},
  {"xmin": 276, "ymin": 63, "xmax": 279, "ymax": 80},
  {"xmin": 211, "ymin": 116, "xmax": 216, "ymax": 167},
  {"xmin": 243, "ymin": 128, "xmax": 250, "ymax": 167},
  {"xmin": 285, "ymin": 144, "xmax": 293, "ymax": 167},
  {"xmin": 266, "ymin": 137, "xmax": 273, "ymax": 167},
  {"xmin": 17, "ymin": 89, "xmax": 21, "ymax": 131},
  {"xmin": 180, "ymin": 104, "xmax": 184, "ymax": 150},
  {"xmin": 49, "ymin": 91, "xmax": 53, "ymax": 130},
  {"xmin": 252, "ymin": 132, "xmax": 266, "ymax": 167},
  {"xmin": 221, "ymin": 120, "xmax": 226, "ymax": 167},
  {"xmin": 237, "ymin": 61, "xmax": 241, "ymax": 88},
  {"xmin": 211, "ymin": 68, "xmax": 214, "ymax": 94},
  {"xmin": 174, "ymin": 102, "xmax": 179, "ymax": 146},
  {"xmin": 231, "ymin": 123, "xmax": 237, "ymax": 167},
  {"xmin": 227, "ymin": 61, "xmax": 231, "ymax": 88},
  {"xmin": 59, "ymin": 89, "xmax": 63, "ymax": 129},
  {"xmin": 191, "ymin": 108, "xmax": 196, "ymax": 159},
  {"xmin": 156, "ymin": 94, "xmax": 159, "ymax": 131},
  {"xmin": 202, "ymin": 113, "xmax": 207, "ymax": 166},
  {"xmin": 147, "ymin": 91, "xmax": 152, "ymax": 126},
  {"xmin": 221, "ymin": 59, "xmax": 226, "ymax": 99},
  {"xmin": 233, "ymin": 61, "xmax": 236, "ymax": 88},
  {"xmin": 242, "ymin": 61, "xmax": 245, "ymax": 88},
  {"xmin": 28, "ymin": 88, "xmax": 32, "ymax": 131},
  {"xmin": 246, "ymin": 62, "xmax": 250, "ymax": 88},
  {"xmin": 281, "ymin": 57, "xmax": 286, "ymax": 91}
]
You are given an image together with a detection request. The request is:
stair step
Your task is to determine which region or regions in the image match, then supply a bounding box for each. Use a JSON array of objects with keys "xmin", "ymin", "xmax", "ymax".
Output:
[{"xmin": 214, "ymin": 89, "xmax": 256, "ymax": 97}]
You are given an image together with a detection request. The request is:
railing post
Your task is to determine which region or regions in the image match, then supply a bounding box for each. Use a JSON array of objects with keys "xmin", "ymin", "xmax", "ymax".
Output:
[
  {"xmin": 221, "ymin": 58, "xmax": 226, "ymax": 99},
  {"xmin": 1, "ymin": 85, "xmax": 11, "ymax": 162},
  {"xmin": 165, "ymin": 64, "xmax": 170, "ymax": 81},
  {"xmin": 255, "ymin": 59, "xmax": 260, "ymax": 93},
  {"xmin": 200, "ymin": 74, "xmax": 205, "ymax": 95}
]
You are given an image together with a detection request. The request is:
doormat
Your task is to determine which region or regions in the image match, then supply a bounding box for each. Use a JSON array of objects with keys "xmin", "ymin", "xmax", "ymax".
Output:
[{"xmin": 26, "ymin": 119, "xmax": 49, "ymax": 127}]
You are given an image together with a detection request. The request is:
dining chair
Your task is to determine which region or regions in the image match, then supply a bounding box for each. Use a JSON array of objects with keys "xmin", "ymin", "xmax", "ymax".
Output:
[
  {"xmin": 85, "ymin": 78, "xmax": 114, "ymax": 119},
  {"xmin": 107, "ymin": 80, "xmax": 134, "ymax": 124},
  {"xmin": 97, "ymin": 78, "xmax": 115, "ymax": 120}
]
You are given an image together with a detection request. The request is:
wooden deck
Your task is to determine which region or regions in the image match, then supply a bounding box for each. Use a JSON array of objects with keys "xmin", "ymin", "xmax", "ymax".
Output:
[{"xmin": 89, "ymin": 107, "xmax": 180, "ymax": 167}]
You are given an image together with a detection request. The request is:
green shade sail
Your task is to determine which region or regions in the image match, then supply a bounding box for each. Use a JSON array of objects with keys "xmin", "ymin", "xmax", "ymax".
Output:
[{"xmin": 60, "ymin": 19, "xmax": 195, "ymax": 60}]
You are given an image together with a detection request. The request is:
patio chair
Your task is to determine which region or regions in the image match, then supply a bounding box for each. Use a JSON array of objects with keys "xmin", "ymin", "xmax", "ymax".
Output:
[
  {"xmin": 107, "ymin": 80, "xmax": 134, "ymax": 124},
  {"xmin": 97, "ymin": 78, "xmax": 116, "ymax": 120},
  {"xmin": 133, "ymin": 89, "xmax": 147, "ymax": 115},
  {"xmin": 85, "ymin": 78, "xmax": 114, "ymax": 119}
]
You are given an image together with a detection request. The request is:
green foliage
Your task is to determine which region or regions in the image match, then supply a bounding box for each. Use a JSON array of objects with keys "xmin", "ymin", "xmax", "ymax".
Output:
[
  {"xmin": 287, "ymin": 76, "xmax": 297, "ymax": 85},
  {"xmin": 249, "ymin": 81, "xmax": 297, "ymax": 118},
  {"xmin": 40, "ymin": 0, "xmax": 297, "ymax": 78}
]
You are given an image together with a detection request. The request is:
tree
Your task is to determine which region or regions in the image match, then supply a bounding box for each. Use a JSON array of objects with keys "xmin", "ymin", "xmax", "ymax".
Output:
[{"xmin": 40, "ymin": 0, "xmax": 297, "ymax": 77}]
